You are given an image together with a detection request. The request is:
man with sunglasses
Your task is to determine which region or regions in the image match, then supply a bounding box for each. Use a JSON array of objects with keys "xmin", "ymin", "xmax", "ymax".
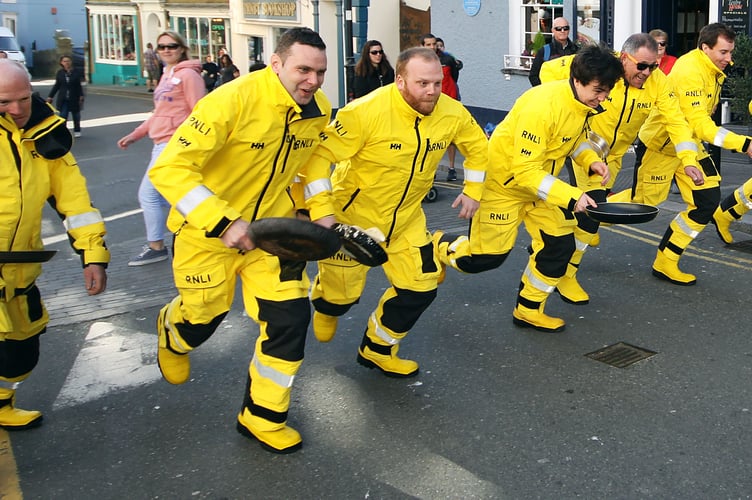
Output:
[
  {"xmin": 528, "ymin": 17, "xmax": 578, "ymax": 87},
  {"xmin": 612, "ymin": 23, "xmax": 752, "ymax": 286},
  {"xmin": 539, "ymin": 33, "xmax": 702, "ymax": 305}
]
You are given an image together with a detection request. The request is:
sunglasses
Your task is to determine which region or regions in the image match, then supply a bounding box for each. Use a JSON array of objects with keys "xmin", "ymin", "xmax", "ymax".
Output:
[
  {"xmin": 157, "ymin": 43, "xmax": 180, "ymax": 51},
  {"xmin": 553, "ymin": 26, "xmax": 570, "ymax": 31},
  {"xmin": 370, "ymin": 50, "xmax": 384, "ymax": 55},
  {"xmin": 625, "ymin": 52, "xmax": 659, "ymax": 72},
  {"xmin": 657, "ymin": 41, "xmax": 667, "ymax": 47}
]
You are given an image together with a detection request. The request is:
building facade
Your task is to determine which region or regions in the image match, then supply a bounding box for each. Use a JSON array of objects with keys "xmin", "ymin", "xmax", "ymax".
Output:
[{"xmin": 429, "ymin": 0, "xmax": 723, "ymax": 120}]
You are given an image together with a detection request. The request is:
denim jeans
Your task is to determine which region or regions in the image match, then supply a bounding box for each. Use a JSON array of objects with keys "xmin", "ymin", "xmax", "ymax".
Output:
[
  {"xmin": 57, "ymin": 100, "xmax": 81, "ymax": 132},
  {"xmin": 138, "ymin": 142, "xmax": 171, "ymax": 243}
]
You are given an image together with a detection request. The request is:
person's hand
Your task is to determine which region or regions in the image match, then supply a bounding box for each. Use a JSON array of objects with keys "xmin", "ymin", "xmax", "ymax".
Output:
[
  {"xmin": 589, "ymin": 161, "xmax": 611, "ymax": 186},
  {"xmin": 117, "ymin": 134, "xmax": 135, "ymax": 150},
  {"xmin": 220, "ymin": 219, "xmax": 255, "ymax": 251},
  {"xmin": 746, "ymin": 138, "xmax": 752, "ymax": 158},
  {"xmin": 83, "ymin": 264, "xmax": 107, "ymax": 296},
  {"xmin": 312, "ymin": 215, "xmax": 336, "ymax": 229},
  {"xmin": 45, "ymin": 97, "xmax": 53, "ymax": 103},
  {"xmin": 574, "ymin": 192, "xmax": 597, "ymax": 213},
  {"xmin": 452, "ymin": 193, "xmax": 480, "ymax": 219},
  {"xmin": 684, "ymin": 165, "xmax": 704, "ymax": 186}
]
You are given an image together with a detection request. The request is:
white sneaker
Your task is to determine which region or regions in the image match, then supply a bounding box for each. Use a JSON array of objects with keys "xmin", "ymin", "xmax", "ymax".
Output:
[{"xmin": 74, "ymin": 132, "xmax": 82, "ymax": 138}]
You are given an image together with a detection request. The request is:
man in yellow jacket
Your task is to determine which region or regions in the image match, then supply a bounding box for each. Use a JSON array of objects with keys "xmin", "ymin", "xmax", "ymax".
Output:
[
  {"xmin": 0, "ymin": 60, "xmax": 109, "ymax": 429},
  {"xmin": 433, "ymin": 44, "xmax": 623, "ymax": 333},
  {"xmin": 612, "ymin": 23, "xmax": 752, "ymax": 285},
  {"xmin": 149, "ymin": 28, "xmax": 334, "ymax": 454},
  {"xmin": 539, "ymin": 34, "xmax": 702, "ymax": 304},
  {"xmin": 712, "ymin": 99, "xmax": 752, "ymax": 243},
  {"xmin": 309, "ymin": 47, "xmax": 488, "ymax": 377}
]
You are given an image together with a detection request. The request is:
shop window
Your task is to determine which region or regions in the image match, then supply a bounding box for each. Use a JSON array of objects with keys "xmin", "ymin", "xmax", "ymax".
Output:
[
  {"xmin": 520, "ymin": 1, "xmax": 565, "ymax": 57},
  {"xmin": 93, "ymin": 13, "xmax": 136, "ymax": 63},
  {"xmin": 171, "ymin": 16, "xmax": 228, "ymax": 60}
]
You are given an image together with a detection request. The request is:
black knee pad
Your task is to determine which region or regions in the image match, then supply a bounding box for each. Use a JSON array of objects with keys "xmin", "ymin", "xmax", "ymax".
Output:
[
  {"xmin": 258, "ymin": 297, "xmax": 310, "ymax": 362},
  {"xmin": 381, "ymin": 287, "xmax": 438, "ymax": 334},
  {"xmin": 0, "ymin": 334, "xmax": 41, "ymax": 379},
  {"xmin": 689, "ymin": 187, "xmax": 721, "ymax": 224},
  {"xmin": 456, "ymin": 253, "xmax": 508, "ymax": 273},
  {"xmin": 175, "ymin": 312, "xmax": 228, "ymax": 349},
  {"xmin": 535, "ymin": 231, "xmax": 576, "ymax": 278}
]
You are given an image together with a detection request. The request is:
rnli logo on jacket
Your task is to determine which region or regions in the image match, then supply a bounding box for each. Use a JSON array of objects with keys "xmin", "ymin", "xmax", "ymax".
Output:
[
  {"xmin": 637, "ymin": 102, "xmax": 651, "ymax": 109},
  {"xmin": 332, "ymin": 120, "xmax": 348, "ymax": 137},
  {"xmin": 184, "ymin": 272, "xmax": 213, "ymax": 285},
  {"xmin": 521, "ymin": 130, "xmax": 541, "ymax": 144},
  {"xmin": 188, "ymin": 116, "xmax": 211, "ymax": 136},
  {"xmin": 426, "ymin": 139, "xmax": 448, "ymax": 152},
  {"xmin": 287, "ymin": 135, "xmax": 314, "ymax": 150}
]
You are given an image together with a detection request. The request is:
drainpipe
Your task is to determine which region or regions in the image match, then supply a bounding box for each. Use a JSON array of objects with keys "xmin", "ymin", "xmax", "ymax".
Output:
[
  {"xmin": 312, "ymin": 0, "xmax": 319, "ymax": 33},
  {"xmin": 335, "ymin": 0, "xmax": 345, "ymax": 105}
]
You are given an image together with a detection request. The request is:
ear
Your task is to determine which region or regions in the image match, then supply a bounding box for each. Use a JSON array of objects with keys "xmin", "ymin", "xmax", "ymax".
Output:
[
  {"xmin": 395, "ymin": 74, "xmax": 405, "ymax": 90},
  {"xmin": 270, "ymin": 53, "xmax": 281, "ymax": 73}
]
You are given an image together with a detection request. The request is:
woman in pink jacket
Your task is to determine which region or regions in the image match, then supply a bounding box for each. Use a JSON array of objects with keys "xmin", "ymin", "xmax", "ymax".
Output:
[{"xmin": 118, "ymin": 31, "xmax": 206, "ymax": 266}]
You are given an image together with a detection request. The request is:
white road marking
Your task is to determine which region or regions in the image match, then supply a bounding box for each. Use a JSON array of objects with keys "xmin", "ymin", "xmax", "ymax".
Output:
[{"xmin": 53, "ymin": 322, "xmax": 160, "ymax": 410}]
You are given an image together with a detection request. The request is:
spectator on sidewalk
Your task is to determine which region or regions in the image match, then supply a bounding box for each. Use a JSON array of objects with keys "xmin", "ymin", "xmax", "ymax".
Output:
[
  {"xmin": 117, "ymin": 31, "xmax": 206, "ymax": 267},
  {"xmin": 143, "ymin": 42, "xmax": 161, "ymax": 92},
  {"xmin": 528, "ymin": 17, "xmax": 578, "ymax": 87},
  {"xmin": 46, "ymin": 55, "xmax": 85, "ymax": 138},
  {"xmin": 352, "ymin": 40, "xmax": 394, "ymax": 99}
]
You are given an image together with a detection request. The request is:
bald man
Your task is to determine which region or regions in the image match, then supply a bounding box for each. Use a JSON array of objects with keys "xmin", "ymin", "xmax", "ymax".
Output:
[
  {"xmin": 528, "ymin": 16, "xmax": 578, "ymax": 86},
  {"xmin": 0, "ymin": 60, "xmax": 110, "ymax": 429}
]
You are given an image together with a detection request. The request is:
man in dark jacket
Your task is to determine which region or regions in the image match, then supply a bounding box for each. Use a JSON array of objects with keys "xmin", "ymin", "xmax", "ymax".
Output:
[{"xmin": 528, "ymin": 17, "xmax": 578, "ymax": 86}]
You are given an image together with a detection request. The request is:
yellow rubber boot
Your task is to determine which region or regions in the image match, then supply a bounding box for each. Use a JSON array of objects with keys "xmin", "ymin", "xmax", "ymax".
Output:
[
  {"xmin": 556, "ymin": 244, "xmax": 590, "ymax": 305},
  {"xmin": 513, "ymin": 269, "xmax": 565, "ymax": 332},
  {"xmin": 512, "ymin": 302, "xmax": 565, "ymax": 333},
  {"xmin": 312, "ymin": 311, "xmax": 338, "ymax": 342},
  {"xmin": 652, "ymin": 250, "xmax": 696, "ymax": 286},
  {"xmin": 236, "ymin": 408, "xmax": 302, "ymax": 454},
  {"xmin": 357, "ymin": 336, "xmax": 418, "ymax": 378},
  {"xmin": 0, "ymin": 388, "xmax": 42, "ymax": 430},
  {"xmin": 157, "ymin": 297, "xmax": 191, "ymax": 385},
  {"xmin": 712, "ymin": 206, "xmax": 735, "ymax": 244}
]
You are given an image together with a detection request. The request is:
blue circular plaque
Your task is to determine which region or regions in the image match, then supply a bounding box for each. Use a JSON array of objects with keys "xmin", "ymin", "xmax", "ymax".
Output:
[{"xmin": 463, "ymin": 0, "xmax": 481, "ymax": 17}]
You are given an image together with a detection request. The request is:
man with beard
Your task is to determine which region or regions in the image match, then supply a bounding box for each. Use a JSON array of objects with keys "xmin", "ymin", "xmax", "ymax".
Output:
[{"xmin": 308, "ymin": 47, "xmax": 488, "ymax": 377}]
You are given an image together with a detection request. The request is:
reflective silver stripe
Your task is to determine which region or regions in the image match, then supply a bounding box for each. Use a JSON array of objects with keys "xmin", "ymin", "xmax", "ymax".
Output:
[
  {"xmin": 572, "ymin": 142, "xmax": 594, "ymax": 157},
  {"xmin": 304, "ymin": 178, "xmax": 332, "ymax": 200},
  {"xmin": 574, "ymin": 238, "xmax": 589, "ymax": 252},
  {"xmin": 537, "ymin": 174, "xmax": 557, "ymax": 201},
  {"xmin": 293, "ymin": 175, "xmax": 302, "ymax": 184},
  {"xmin": 252, "ymin": 355, "xmax": 295, "ymax": 388},
  {"xmin": 370, "ymin": 313, "xmax": 400, "ymax": 345},
  {"xmin": 463, "ymin": 168, "xmax": 485, "ymax": 183},
  {"xmin": 0, "ymin": 380, "xmax": 20, "ymax": 390},
  {"xmin": 712, "ymin": 127, "xmax": 729, "ymax": 147},
  {"xmin": 63, "ymin": 210, "xmax": 104, "ymax": 231},
  {"xmin": 674, "ymin": 214, "xmax": 699, "ymax": 238},
  {"xmin": 674, "ymin": 141, "xmax": 698, "ymax": 154},
  {"xmin": 738, "ymin": 186, "xmax": 752, "ymax": 209},
  {"xmin": 164, "ymin": 313, "xmax": 190, "ymax": 354},
  {"xmin": 448, "ymin": 235, "xmax": 468, "ymax": 253},
  {"xmin": 523, "ymin": 264, "xmax": 555, "ymax": 293},
  {"xmin": 176, "ymin": 185, "xmax": 214, "ymax": 217}
]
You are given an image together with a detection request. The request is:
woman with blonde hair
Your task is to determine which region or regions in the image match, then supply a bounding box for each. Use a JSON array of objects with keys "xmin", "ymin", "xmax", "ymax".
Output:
[
  {"xmin": 649, "ymin": 29, "xmax": 677, "ymax": 75},
  {"xmin": 117, "ymin": 31, "xmax": 206, "ymax": 265}
]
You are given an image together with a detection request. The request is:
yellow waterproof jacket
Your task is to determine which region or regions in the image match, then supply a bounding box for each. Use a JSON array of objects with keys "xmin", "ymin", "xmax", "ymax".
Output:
[
  {"xmin": 0, "ymin": 96, "xmax": 109, "ymax": 294},
  {"xmin": 150, "ymin": 67, "xmax": 334, "ymax": 246},
  {"xmin": 542, "ymin": 53, "xmax": 697, "ymax": 170},
  {"xmin": 486, "ymin": 79, "xmax": 601, "ymax": 210},
  {"xmin": 639, "ymin": 48, "xmax": 749, "ymax": 155},
  {"xmin": 307, "ymin": 84, "xmax": 488, "ymax": 244}
]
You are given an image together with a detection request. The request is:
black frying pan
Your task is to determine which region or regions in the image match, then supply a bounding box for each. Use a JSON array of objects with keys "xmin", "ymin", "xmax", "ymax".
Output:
[
  {"xmin": 248, "ymin": 218, "xmax": 341, "ymax": 261},
  {"xmin": 0, "ymin": 250, "xmax": 58, "ymax": 263},
  {"xmin": 585, "ymin": 202, "xmax": 659, "ymax": 224}
]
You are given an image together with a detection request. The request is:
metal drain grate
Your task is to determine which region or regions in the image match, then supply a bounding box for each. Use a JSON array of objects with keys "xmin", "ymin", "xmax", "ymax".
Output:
[{"xmin": 585, "ymin": 342, "xmax": 657, "ymax": 368}]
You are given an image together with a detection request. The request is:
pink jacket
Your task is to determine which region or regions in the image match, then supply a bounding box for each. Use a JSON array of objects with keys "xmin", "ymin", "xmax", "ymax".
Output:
[{"xmin": 131, "ymin": 60, "xmax": 205, "ymax": 144}]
